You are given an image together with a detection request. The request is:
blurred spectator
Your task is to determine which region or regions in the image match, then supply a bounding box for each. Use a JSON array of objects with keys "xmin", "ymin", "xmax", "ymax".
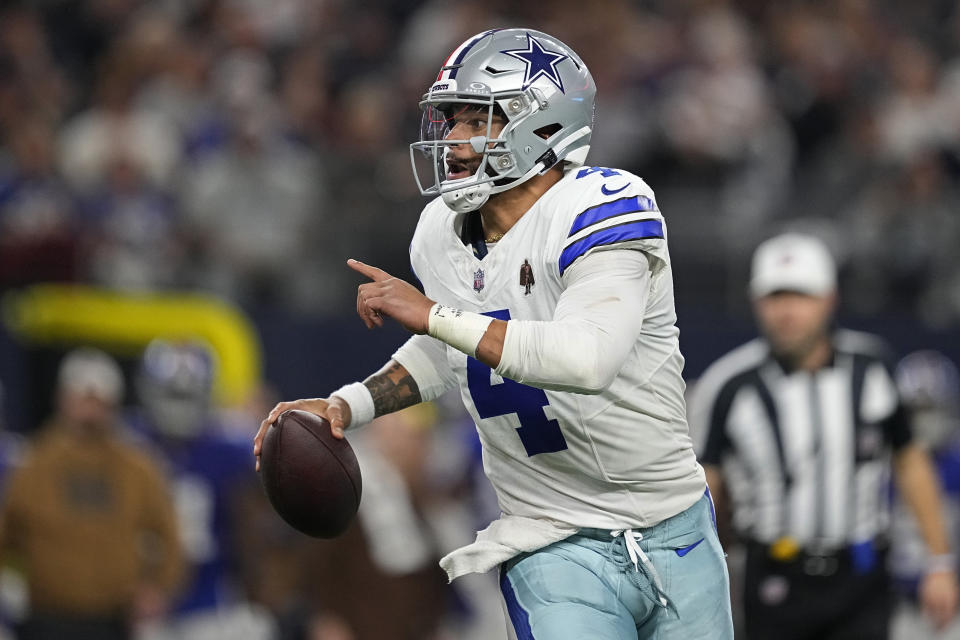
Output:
[
  {"xmin": 841, "ymin": 151, "xmax": 960, "ymax": 321},
  {"xmin": 877, "ymin": 38, "xmax": 950, "ymax": 163},
  {"xmin": 278, "ymin": 44, "xmax": 332, "ymax": 147},
  {"xmin": 547, "ymin": 1, "xmax": 680, "ymax": 170},
  {"xmin": 127, "ymin": 13, "xmax": 224, "ymax": 159},
  {"xmin": 58, "ymin": 48, "xmax": 182, "ymax": 194},
  {"xmin": 0, "ymin": 348, "xmax": 184, "ymax": 640},
  {"xmin": 662, "ymin": 8, "xmax": 773, "ymax": 163},
  {"xmin": 938, "ymin": 58, "xmax": 960, "ymax": 152},
  {"xmin": 0, "ymin": 5, "xmax": 71, "ymax": 131},
  {"xmin": 179, "ymin": 49, "xmax": 326, "ymax": 311},
  {"xmin": 397, "ymin": 0, "xmax": 510, "ymax": 85},
  {"xmin": 320, "ymin": 74, "xmax": 421, "ymax": 287},
  {"xmin": 128, "ymin": 339, "xmax": 274, "ymax": 640},
  {"xmin": 766, "ymin": 3, "xmax": 887, "ymax": 166},
  {"xmin": 0, "ymin": 118, "xmax": 80, "ymax": 289},
  {"xmin": 80, "ymin": 153, "xmax": 185, "ymax": 291},
  {"xmin": 660, "ymin": 7, "xmax": 794, "ymax": 230},
  {"xmin": 891, "ymin": 350, "xmax": 960, "ymax": 639}
]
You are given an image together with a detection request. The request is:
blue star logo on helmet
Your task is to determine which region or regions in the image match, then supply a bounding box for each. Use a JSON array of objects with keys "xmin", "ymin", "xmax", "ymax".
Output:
[{"xmin": 501, "ymin": 33, "xmax": 570, "ymax": 93}]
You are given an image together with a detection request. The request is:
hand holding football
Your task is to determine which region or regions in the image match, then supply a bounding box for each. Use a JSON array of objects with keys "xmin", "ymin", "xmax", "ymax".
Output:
[{"xmin": 258, "ymin": 410, "xmax": 362, "ymax": 538}]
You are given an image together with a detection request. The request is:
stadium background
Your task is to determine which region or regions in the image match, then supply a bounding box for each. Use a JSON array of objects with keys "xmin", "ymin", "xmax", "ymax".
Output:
[
  {"xmin": 0, "ymin": 0, "xmax": 958, "ymax": 637},
  {"xmin": 1, "ymin": 0, "xmax": 960, "ymax": 426}
]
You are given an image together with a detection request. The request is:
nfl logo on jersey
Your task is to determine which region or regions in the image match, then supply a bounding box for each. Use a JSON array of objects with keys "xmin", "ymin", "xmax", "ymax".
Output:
[{"xmin": 473, "ymin": 268, "xmax": 485, "ymax": 292}]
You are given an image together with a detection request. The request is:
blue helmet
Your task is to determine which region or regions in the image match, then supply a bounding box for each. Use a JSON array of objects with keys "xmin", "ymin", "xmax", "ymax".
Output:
[
  {"xmin": 137, "ymin": 339, "xmax": 215, "ymax": 439},
  {"xmin": 896, "ymin": 350, "xmax": 960, "ymax": 448}
]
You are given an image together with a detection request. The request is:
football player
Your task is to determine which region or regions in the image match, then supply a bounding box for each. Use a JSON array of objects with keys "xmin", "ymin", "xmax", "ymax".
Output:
[
  {"xmin": 131, "ymin": 340, "xmax": 273, "ymax": 640},
  {"xmin": 890, "ymin": 350, "xmax": 960, "ymax": 638},
  {"xmin": 255, "ymin": 28, "xmax": 733, "ymax": 639}
]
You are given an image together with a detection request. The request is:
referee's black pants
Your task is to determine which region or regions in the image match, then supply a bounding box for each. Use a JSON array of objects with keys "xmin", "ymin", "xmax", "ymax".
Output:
[{"xmin": 744, "ymin": 541, "xmax": 893, "ymax": 640}]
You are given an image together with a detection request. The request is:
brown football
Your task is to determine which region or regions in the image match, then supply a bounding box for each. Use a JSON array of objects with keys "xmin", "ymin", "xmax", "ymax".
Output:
[{"xmin": 259, "ymin": 409, "xmax": 362, "ymax": 538}]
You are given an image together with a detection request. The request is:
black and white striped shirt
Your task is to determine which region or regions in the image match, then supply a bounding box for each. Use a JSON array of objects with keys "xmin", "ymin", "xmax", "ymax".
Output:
[{"xmin": 690, "ymin": 330, "xmax": 912, "ymax": 550}]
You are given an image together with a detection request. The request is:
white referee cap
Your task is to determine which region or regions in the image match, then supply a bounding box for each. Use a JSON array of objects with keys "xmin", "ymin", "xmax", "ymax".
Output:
[{"xmin": 750, "ymin": 233, "xmax": 837, "ymax": 298}]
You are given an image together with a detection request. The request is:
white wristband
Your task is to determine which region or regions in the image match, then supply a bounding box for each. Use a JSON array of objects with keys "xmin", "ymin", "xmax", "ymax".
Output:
[
  {"xmin": 426, "ymin": 303, "xmax": 494, "ymax": 357},
  {"xmin": 330, "ymin": 382, "xmax": 375, "ymax": 429},
  {"xmin": 926, "ymin": 553, "xmax": 956, "ymax": 575}
]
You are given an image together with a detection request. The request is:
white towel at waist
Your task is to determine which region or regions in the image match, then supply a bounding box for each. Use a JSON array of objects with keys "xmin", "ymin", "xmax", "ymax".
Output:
[{"xmin": 439, "ymin": 514, "xmax": 579, "ymax": 582}]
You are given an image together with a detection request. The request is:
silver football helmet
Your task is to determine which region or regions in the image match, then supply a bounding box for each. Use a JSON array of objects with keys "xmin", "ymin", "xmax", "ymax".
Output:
[{"xmin": 410, "ymin": 29, "xmax": 596, "ymax": 212}]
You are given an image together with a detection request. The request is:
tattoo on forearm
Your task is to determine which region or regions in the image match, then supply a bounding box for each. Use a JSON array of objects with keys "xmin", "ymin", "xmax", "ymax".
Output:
[{"xmin": 364, "ymin": 362, "xmax": 422, "ymax": 417}]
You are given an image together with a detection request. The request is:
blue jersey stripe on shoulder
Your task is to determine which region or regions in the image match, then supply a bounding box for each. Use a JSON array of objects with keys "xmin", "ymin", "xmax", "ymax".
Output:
[
  {"xmin": 569, "ymin": 195, "xmax": 657, "ymax": 237},
  {"xmin": 559, "ymin": 219, "xmax": 664, "ymax": 275}
]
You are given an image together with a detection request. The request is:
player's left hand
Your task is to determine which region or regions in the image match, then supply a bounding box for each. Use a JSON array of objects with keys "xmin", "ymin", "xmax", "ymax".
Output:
[
  {"xmin": 348, "ymin": 259, "xmax": 435, "ymax": 334},
  {"xmin": 920, "ymin": 568, "xmax": 959, "ymax": 629}
]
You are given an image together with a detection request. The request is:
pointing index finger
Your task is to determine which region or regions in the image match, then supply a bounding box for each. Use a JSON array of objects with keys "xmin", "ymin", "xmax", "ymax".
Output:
[{"xmin": 348, "ymin": 258, "xmax": 390, "ymax": 282}]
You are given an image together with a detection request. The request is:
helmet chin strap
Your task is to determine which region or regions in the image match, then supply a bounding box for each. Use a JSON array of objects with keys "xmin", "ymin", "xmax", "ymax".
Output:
[{"xmin": 440, "ymin": 126, "xmax": 592, "ymax": 213}]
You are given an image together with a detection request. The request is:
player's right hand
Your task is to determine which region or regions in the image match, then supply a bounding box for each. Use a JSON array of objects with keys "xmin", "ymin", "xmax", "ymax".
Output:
[
  {"xmin": 253, "ymin": 396, "xmax": 352, "ymax": 471},
  {"xmin": 348, "ymin": 259, "xmax": 435, "ymax": 334}
]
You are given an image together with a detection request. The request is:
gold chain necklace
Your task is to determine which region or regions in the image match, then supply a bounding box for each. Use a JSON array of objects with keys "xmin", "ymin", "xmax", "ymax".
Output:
[{"xmin": 486, "ymin": 232, "xmax": 504, "ymax": 243}]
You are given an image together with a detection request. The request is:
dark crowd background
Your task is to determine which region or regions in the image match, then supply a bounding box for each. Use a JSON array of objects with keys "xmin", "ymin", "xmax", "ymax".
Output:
[
  {"xmin": 0, "ymin": 0, "xmax": 959, "ymax": 407},
  {"xmin": 0, "ymin": 1, "xmax": 959, "ymax": 639}
]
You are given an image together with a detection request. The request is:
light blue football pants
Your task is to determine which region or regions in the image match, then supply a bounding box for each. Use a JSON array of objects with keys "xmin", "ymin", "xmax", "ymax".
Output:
[{"xmin": 499, "ymin": 491, "xmax": 734, "ymax": 640}]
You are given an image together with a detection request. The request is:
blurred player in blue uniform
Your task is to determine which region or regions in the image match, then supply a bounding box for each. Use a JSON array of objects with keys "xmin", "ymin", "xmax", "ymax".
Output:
[
  {"xmin": 891, "ymin": 350, "xmax": 960, "ymax": 638},
  {"xmin": 130, "ymin": 340, "xmax": 273, "ymax": 640}
]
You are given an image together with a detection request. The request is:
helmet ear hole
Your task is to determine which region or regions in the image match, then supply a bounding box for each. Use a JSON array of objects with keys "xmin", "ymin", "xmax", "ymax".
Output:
[{"xmin": 534, "ymin": 123, "xmax": 562, "ymax": 139}]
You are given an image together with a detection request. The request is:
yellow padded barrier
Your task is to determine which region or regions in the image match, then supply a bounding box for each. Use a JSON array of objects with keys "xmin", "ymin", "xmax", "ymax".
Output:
[{"xmin": 3, "ymin": 284, "xmax": 262, "ymax": 406}]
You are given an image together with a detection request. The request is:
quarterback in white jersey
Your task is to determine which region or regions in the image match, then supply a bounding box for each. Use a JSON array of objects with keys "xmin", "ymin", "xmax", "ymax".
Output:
[
  {"xmin": 404, "ymin": 166, "xmax": 704, "ymax": 532},
  {"xmin": 255, "ymin": 28, "xmax": 733, "ymax": 640}
]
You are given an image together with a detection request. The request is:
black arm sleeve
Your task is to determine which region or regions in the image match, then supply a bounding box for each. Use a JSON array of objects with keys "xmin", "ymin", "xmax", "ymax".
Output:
[{"xmin": 699, "ymin": 380, "xmax": 738, "ymax": 465}]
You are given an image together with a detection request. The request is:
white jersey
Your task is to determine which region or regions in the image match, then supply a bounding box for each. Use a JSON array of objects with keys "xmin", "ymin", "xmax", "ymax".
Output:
[{"xmin": 402, "ymin": 166, "xmax": 705, "ymax": 531}]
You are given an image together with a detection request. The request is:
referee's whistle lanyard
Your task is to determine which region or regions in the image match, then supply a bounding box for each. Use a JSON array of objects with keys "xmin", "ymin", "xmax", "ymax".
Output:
[{"xmin": 610, "ymin": 529, "xmax": 676, "ymax": 613}]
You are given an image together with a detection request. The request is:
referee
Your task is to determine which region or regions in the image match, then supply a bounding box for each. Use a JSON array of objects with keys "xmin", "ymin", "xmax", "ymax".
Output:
[{"xmin": 690, "ymin": 233, "xmax": 959, "ymax": 639}]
